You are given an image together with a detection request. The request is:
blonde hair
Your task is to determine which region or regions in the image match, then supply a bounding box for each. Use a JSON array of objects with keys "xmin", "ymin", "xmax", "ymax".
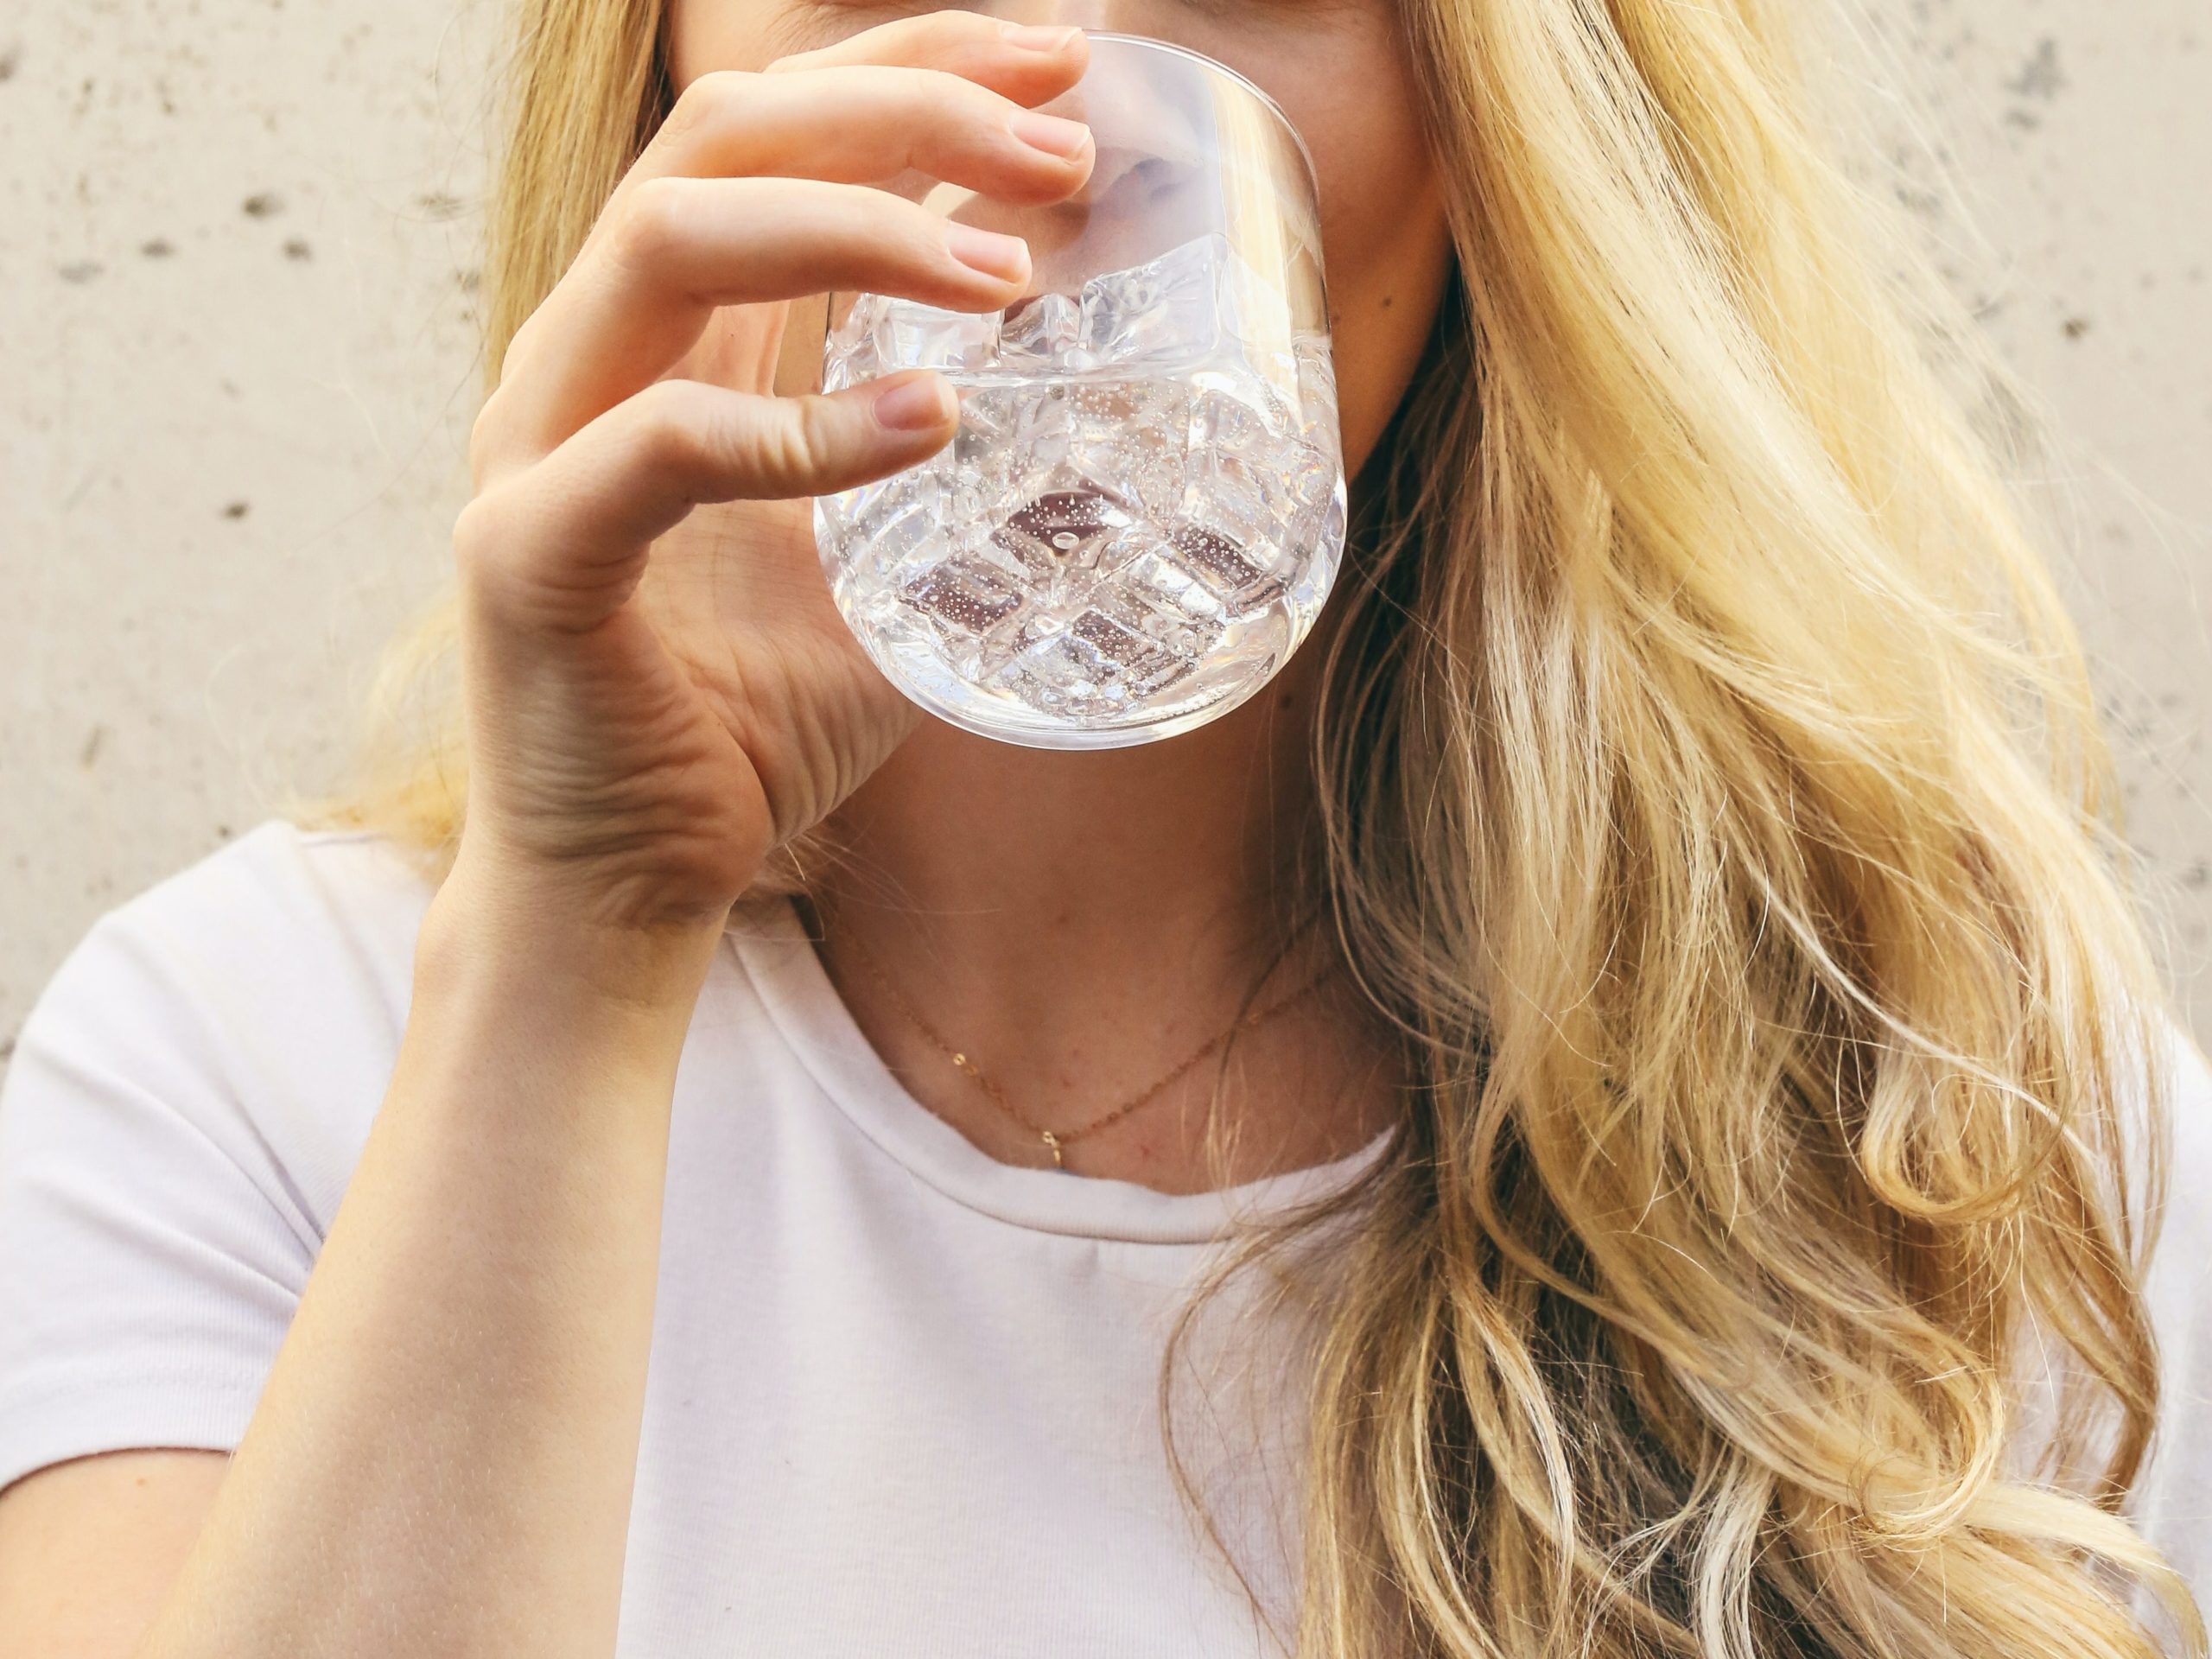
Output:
[{"xmin": 306, "ymin": 2, "xmax": 2205, "ymax": 1654}]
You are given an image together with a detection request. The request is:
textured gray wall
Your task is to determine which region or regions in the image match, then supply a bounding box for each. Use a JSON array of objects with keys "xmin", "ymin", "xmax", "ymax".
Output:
[{"xmin": 3, "ymin": 0, "xmax": 2208, "ymax": 1059}]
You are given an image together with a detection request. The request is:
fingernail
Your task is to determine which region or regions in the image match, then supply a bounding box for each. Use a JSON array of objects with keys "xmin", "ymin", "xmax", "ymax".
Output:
[
  {"xmin": 944, "ymin": 221, "xmax": 1031, "ymax": 284},
  {"xmin": 1001, "ymin": 22, "xmax": 1083, "ymax": 52},
  {"xmin": 873, "ymin": 372, "xmax": 955, "ymax": 432},
  {"xmin": 1008, "ymin": 108, "xmax": 1092, "ymax": 161}
]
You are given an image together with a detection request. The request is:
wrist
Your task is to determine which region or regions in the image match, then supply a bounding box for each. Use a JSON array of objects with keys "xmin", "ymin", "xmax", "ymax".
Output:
[{"xmin": 416, "ymin": 842, "xmax": 731, "ymax": 1031}]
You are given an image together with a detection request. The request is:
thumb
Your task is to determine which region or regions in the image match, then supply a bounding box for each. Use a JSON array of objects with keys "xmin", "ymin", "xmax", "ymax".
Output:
[
  {"xmin": 761, "ymin": 369, "xmax": 963, "ymax": 500},
  {"xmin": 458, "ymin": 372, "xmax": 958, "ymax": 633}
]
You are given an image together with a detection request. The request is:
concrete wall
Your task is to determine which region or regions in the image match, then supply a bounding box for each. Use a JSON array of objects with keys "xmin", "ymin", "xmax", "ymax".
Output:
[{"xmin": 4, "ymin": 0, "xmax": 2208, "ymax": 1059}]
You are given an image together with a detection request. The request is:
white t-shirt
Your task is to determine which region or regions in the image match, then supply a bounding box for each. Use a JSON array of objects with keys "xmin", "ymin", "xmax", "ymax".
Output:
[{"xmin": 1, "ymin": 819, "xmax": 2208, "ymax": 1653}]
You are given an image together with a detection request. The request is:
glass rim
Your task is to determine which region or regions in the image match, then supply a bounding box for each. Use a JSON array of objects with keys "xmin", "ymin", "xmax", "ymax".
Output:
[{"xmin": 1074, "ymin": 29, "xmax": 1321, "ymax": 194}]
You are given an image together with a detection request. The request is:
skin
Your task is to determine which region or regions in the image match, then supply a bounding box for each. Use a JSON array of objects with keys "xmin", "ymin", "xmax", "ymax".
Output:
[
  {"xmin": 0, "ymin": 9, "xmax": 1452, "ymax": 1656},
  {"xmin": 681, "ymin": 0, "xmax": 1456, "ymax": 1184}
]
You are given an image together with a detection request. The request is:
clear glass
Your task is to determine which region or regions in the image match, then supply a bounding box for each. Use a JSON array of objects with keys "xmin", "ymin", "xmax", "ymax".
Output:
[{"xmin": 813, "ymin": 32, "xmax": 1344, "ymax": 750}]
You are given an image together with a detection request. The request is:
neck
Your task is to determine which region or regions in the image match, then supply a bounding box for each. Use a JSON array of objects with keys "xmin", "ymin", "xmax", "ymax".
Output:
[
  {"xmin": 833, "ymin": 637, "xmax": 1325, "ymax": 952},
  {"xmin": 808, "ymin": 623, "xmax": 1398, "ymax": 1189}
]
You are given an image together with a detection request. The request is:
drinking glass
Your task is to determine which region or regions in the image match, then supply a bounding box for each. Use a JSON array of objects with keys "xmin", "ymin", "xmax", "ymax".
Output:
[{"xmin": 813, "ymin": 32, "xmax": 1344, "ymax": 749}]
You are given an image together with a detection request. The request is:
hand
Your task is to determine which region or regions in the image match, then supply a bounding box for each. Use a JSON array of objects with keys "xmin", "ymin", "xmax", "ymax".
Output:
[{"xmin": 448, "ymin": 12, "xmax": 1093, "ymax": 932}]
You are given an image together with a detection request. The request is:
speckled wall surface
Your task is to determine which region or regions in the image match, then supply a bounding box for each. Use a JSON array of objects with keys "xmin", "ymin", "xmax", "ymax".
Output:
[{"xmin": 3, "ymin": 0, "xmax": 2208, "ymax": 1059}]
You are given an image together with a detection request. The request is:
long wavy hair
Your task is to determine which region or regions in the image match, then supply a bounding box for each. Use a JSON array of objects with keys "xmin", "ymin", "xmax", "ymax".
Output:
[{"xmin": 304, "ymin": 1, "xmax": 2204, "ymax": 1654}]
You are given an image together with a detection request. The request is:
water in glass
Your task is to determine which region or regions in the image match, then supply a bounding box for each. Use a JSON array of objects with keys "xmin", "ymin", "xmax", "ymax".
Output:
[{"xmin": 815, "ymin": 232, "xmax": 1346, "ymax": 747}]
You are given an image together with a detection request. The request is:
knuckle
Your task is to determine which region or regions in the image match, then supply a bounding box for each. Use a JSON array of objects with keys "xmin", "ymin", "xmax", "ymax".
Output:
[
  {"xmin": 769, "ymin": 7, "xmax": 994, "ymax": 73},
  {"xmin": 449, "ymin": 490, "xmax": 512, "ymax": 588},
  {"xmin": 766, "ymin": 399, "xmax": 834, "ymax": 493},
  {"xmin": 632, "ymin": 379, "xmax": 713, "ymax": 475},
  {"xmin": 611, "ymin": 174, "xmax": 689, "ymax": 270},
  {"xmin": 900, "ymin": 62, "xmax": 990, "ymax": 116},
  {"xmin": 696, "ymin": 391, "xmax": 809, "ymax": 497},
  {"xmin": 710, "ymin": 392, "xmax": 812, "ymax": 495},
  {"xmin": 632, "ymin": 380, "xmax": 825, "ymax": 500},
  {"xmin": 660, "ymin": 67, "xmax": 755, "ymax": 145},
  {"xmin": 879, "ymin": 66, "xmax": 982, "ymax": 146},
  {"xmin": 914, "ymin": 8, "xmax": 998, "ymax": 47},
  {"xmin": 755, "ymin": 423, "xmax": 813, "ymax": 497}
]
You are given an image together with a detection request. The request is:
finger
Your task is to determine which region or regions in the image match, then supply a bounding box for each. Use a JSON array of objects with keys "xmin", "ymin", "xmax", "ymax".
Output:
[
  {"xmin": 486, "ymin": 177, "xmax": 1027, "ymax": 467},
  {"xmin": 577, "ymin": 64, "xmax": 1092, "ymax": 269},
  {"xmin": 765, "ymin": 11, "xmax": 1088, "ymax": 105},
  {"xmin": 459, "ymin": 372, "xmax": 958, "ymax": 633},
  {"xmin": 639, "ymin": 65, "xmax": 1090, "ymax": 194},
  {"xmin": 489, "ymin": 18, "xmax": 1092, "ymax": 479}
]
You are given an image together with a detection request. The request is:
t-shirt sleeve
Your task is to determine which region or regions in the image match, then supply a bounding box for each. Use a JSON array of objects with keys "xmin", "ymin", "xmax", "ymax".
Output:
[
  {"xmin": 0, "ymin": 823, "xmax": 423, "ymax": 1497},
  {"xmin": 2132, "ymin": 1013, "xmax": 2212, "ymax": 1601}
]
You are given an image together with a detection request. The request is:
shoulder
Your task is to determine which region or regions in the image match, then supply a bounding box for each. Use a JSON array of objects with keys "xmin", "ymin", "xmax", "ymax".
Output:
[
  {"xmin": 2, "ymin": 819, "xmax": 441, "ymax": 1230},
  {"xmin": 77, "ymin": 818, "xmax": 440, "ymax": 985},
  {"xmin": 0, "ymin": 822, "xmax": 441, "ymax": 1491},
  {"xmin": 2141, "ymin": 1008, "xmax": 2212, "ymax": 1311},
  {"xmin": 2128, "ymin": 1007, "xmax": 2212, "ymax": 1590}
]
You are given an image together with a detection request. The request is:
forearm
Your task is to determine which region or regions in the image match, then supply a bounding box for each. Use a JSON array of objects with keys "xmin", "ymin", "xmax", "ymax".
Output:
[{"xmin": 134, "ymin": 861, "xmax": 726, "ymax": 1659}]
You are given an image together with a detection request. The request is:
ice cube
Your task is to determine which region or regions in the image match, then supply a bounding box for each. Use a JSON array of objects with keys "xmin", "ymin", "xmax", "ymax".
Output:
[
  {"xmin": 1069, "ymin": 378, "xmax": 1191, "ymax": 522},
  {"xmin": 998, "ymin": 291, "xmax": 1084, "ymax": 367},
  {"xmin": 950, "ymin": 385, "xmax": 1024, "ymax": 518},
  {"xmin": 822, "ymin": 304, "xmax": 1345, "ymax": 736},
  {"xmin": 1183, "ymin": 384, "xmax": 1335, "ymax": 560},
  {"xmin": 1077, "ymin": 590, "xmax": 1202, "ymax": 690},
  {"xmin": 875, "ymin": 298, "xmax": 1001, "ymax": 373},
  {"xmin": 1183, "ymin": 388, "xmax": 1274, "ymax": 539},
  {"xmin": 1221, "ymin": 251, "xmax": 1296, "ymax": 357},
  {"xmin": 1293, "ymin": 336, "xmax": 1339, "ymax": 440},
  {"xmin": 1079, "ymin": 233, "xmax": 1229, "ymax": 369},
  {"xmin": 997, "ymin": 486, "xmax": 1128, "ymax": 558},
  {"xmin": 984, "ymin": 481, "xmax": 1133, "ymax": 608},
  {"xmin": 823, "ymin": 294, "xmax": 890, "ymax": 392},
  {"xmin": 1004, "ymin": 379, "xmax": 1073, "ymax": 474},
  {"xmin": 900, "ymin": 556, "xmax": 1027, "ymax": 644},
  {"xmin": 1280, "ymin": 429, "xmax": 1340, "ymax": 524},
  {"xmin": 1101, "ymin": 535, "xmax": 1229, "ymax": 655},
  {"xmin": 1240, "ymin": 343, "xmax": 1303, "ymax": 414},
  {"xmin": 838, "ymin": 471, "xmax": 944, "ymax": 592},
  {"xmin": 1161, "ymin": 521, "xmax": 1282, "ymax": 613},
  {"xmin": 998, "ymin": 588, "xmax": 1197, "ymax": 719},
  {"xmin": 950, "ymin": 382, "xmax": 1073, "ymax": 556}
]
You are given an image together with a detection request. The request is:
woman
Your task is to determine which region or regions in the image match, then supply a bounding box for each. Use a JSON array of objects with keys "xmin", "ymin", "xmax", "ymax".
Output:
[{"xmin": 0, "ymin": 2, "xmax": 2205, "ymax": 1655}]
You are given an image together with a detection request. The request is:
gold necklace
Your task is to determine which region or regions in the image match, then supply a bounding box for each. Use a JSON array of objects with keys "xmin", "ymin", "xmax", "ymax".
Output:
[{"xmin": 823, "ymin": 916, "xmax": 1332, "ymax": 1171}]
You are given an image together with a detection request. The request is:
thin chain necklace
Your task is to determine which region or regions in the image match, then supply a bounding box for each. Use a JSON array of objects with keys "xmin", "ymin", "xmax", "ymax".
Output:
[{"xmin": 821, "ymin": 912, "xmax": 1332, "ymax": 1171}]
